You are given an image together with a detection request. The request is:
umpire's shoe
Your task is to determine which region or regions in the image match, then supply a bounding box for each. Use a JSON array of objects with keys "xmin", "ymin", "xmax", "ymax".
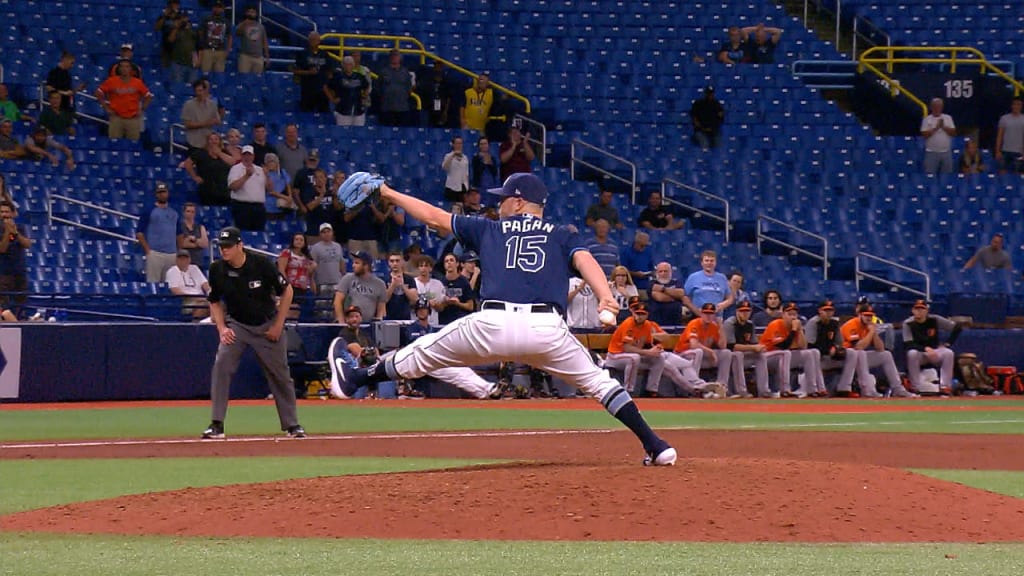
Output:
[
  {"xmin": 328, "ymin": 337, "xmax": 359, "ymax": 399},
  {"xmin": 201, "ymin": 421, "xmax": 225, "ymax": 439},
  {"xmin": 643, "ymin": 441, "xmax": 677, "ymax": 467}
]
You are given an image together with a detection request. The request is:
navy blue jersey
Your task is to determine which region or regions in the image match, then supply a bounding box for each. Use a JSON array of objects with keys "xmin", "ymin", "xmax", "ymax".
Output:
[
  {"xmin": 438, "ymin": 274, "xmax": 475, "ymax": 325},
  {"xmin": 451, "ymin": 213, "xmax": 587, "ymax": 312},
  {"xmin": 404, "ymin": 320, "xmax": 437, "ymax": 346}
]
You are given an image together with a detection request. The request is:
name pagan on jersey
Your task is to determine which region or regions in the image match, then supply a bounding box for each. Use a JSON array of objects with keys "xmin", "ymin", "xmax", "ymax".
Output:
[{"xmin": 501, "ymin": 219, "xmax": 556, "ymax": 234}]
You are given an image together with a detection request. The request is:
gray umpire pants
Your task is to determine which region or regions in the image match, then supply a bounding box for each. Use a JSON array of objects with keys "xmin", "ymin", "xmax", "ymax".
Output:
[{"xmin": 210, "ymin": 318, "xmax": 299, "ymax": 431}]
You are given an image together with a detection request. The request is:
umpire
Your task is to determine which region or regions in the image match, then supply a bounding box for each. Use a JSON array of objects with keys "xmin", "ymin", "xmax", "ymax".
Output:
[{"xmin": 202, "ymin": 226, "xmax": 306, "ymax": 439}]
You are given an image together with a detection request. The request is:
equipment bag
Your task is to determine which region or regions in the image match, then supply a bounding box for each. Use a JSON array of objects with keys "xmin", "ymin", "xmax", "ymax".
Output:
[{"xmin": 956, "ymin": 353, "xmax": 998, "ymax": 395}]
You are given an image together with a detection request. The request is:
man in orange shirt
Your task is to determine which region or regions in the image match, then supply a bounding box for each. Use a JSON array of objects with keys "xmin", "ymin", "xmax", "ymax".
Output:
[
  {"xmin": 758, "ymin": 302, "xmax": 821, "ymax": 398},
  {"xmin": 95, "ymin": 60, "xmax": 153, "ymax": 140},
  {"xmin": 605, "ymin": 299, "xmax": 663, "ymax": 394},
  {"xmin": 673, "ymin": 302, "xmax": 735, "ymax": 390},
  {"xmin": 840, "ymin": 304, "xmax": 917, "ymax": 398}
]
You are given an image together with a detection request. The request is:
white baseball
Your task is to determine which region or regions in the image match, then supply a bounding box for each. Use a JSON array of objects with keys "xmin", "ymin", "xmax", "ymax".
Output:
[{"xmin": 599, "ymin": 310, "xmax": 616, "ymax": 325}]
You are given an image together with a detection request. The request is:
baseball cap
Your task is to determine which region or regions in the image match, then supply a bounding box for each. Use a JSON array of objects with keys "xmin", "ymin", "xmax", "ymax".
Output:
[
  {"xmin": 459, "ymin": 250, "xmax": 479, "ymax": 263},
  {"xmin": 351, "ymin": 250, "xmax": 373, "ymax": 264},
  {"xmin": 414, "ymin": 297, "xmax": 431, "ymax": 310},
  {"xmin": 0, "ymin": 118, "xmax": 11, "ymax": 125},
  {"xmin": 120, "ymin": 42, "xmax": 133, "ymax": 50},
  {"xmin": 487, "ymin": 172, "xmax": 548, "ymax": 206},
  {"xmin": 700, "ymin": 302, "xmax": 716, "ymax": 314},
  {"xmin": 818, "ymin": 299, "xmax": 835, "ymax": 311},
  {"xmin": 344, "ymin": 305, "xmax": 362, "ymax": 316},
  {"xmin": 218, "ymin": 226, "xmax": 242, "ymax": 247},
  {"xmin": 913, "ymin": 299, "xmax": 929, "ymax": 310},
  {"xmin": 155, "ymin": 182, "xmax": 169, "ymax": 192},
  {"xmin": 176, "ymin": 249, "xmax": 191, "ymax": 257},
  {"xmin": 629, "ymin": 298, "xmax": 648, "ymax": 313},
  {"xmin": 783, "ymin": 302, "xmax": 799, "ymax": 313},
  {"xmin": 241, "ymin": 145, "xmax": 254, "ymax": 155},
  {"xmin": 319, "ymin": 222, "xmax": 333, "ymax": 232},
  {"xmin": 736, "ymin": 300, "xmax": 752, "ymax": 312},
  {"xmin": 307, "ymin": 148, "xmax": 320, "ymax": 160},
  {"xmin": 31, "ymin": 124, "xmax": 48, "ymax": 134},
  {"xmin": 859, "ymin": 305, "xmax": 875, "ymax": 317}
]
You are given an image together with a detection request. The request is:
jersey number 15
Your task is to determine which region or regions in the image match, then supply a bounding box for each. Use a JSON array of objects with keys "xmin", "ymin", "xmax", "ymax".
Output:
[{"xmin": 504, "ymin": 235, "xmax": 548, "ymax": 273}]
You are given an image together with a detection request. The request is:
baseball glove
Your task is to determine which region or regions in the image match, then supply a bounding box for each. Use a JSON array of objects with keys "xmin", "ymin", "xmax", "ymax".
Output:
[{"xmin": 337, "ymin": 171, "xmax": 386, "ymax": 210}]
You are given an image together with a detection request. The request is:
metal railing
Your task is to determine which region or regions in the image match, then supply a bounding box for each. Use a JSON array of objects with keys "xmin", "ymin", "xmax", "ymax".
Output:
[
  {"xmin": 661, "ymin": 178, "xmax": 729, "ymax": 244},
  {"xmin": 756, "ymin": 215, "xmax": 829, "ymax": 280},
  {"xmin": 169, "ymin": 123, "xmax": 189, "ymax": 153},
  {"xmin": 569, "ymin": 139, "xmax": 637, "ymax": 201},
  {"xmin": 47, "ymin": 193, "xmax": 139, "ymax": 243},
  {"xmin": 791, "ymin": 60, "xmax": 858, "ymax": 89},
  {"xmin": 38, "ymin": 83, "xmax": 108, "ymax": 128},
  {"xmin": 515, "ymin": 113, "xmax": 546, "ymax": 167},
  {"xmin": 851, "ymin": 15, "xmax": 891, "ymax": 57},
  {"xmin": 858, "ymin": 46, "xmax": 1024, "ymax": 117},
  {"xmin": 260, "ymin": 0, "xmax": 317, "ymax": 36},
  {"xmin": 801, "ymin": 0, "xmax": 891, "ymax": 59},
  {"xmin": 855, "ymin": 251, "xmax": 930, "ymax": 300}
]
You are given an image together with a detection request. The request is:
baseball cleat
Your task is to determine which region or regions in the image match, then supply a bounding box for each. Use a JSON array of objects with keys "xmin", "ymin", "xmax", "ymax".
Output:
[
  {"xmin": 643, "ymin": 444, "xmax": 677, "ymax": 467},
  {"xmin": 201, "ymin": 422, "xmax": 225, "ymax": 439},
  {"xmin": 286, "ymin": 425, "xmax": 307, "ymax": 438},
  {"xmin": 328, "ymin": 337, "xmax": 358, "ymax": 399}
]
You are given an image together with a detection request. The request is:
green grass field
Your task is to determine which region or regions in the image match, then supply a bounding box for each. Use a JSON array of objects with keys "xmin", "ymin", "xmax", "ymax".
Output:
[{"xmin": 3, "ymin": 399, "xmax": 1024, "ymax": 576}]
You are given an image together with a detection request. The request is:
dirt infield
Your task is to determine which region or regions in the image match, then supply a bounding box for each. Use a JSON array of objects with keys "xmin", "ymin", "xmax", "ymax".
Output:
[{"xmin": 4, "ymin": 426, "xmax": 1024, "ymax": 542}]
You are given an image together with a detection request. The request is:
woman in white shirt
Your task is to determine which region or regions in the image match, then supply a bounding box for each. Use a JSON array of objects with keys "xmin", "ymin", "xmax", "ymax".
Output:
[
  {"xmin": 609, "ymin": 265, "xmax": 639, "ymax": 322},
  {"xmin": 441, "ymin": 136, "xmax": 470, "ymax": 203}
]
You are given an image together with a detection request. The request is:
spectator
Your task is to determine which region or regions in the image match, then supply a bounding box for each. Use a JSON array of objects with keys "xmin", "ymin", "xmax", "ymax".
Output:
[
  {"xmin": 181, "ymin": 78, "xmax": 223, "ymax": 155},
  {"xmin": 167, "ymin": 11, "xmax": 199, "ymax": 84},
  {"xmin": 759, "ymin": 302, "xmax": 822, "ymax": 398},
  {"xmin": 751, "ymin": 289, "xmax": 782, "ymax": 327},
  {"xmin": 249, "ymin": 122, "xmax": 276, "ymax": 166},
  {"xmin": 326, "ymin": 56, "xmax": 370, "ymax": 126},
  {"xmin": 344, "ymin": 195, "xmax": 382, "ymax": 260},
  {"xmin": 741, "ymin": 23, "xmax": 783, "ymax": 64},
  {"xmin": 0, "ymin": 120, "xmax": 25, "ymax": 159},
  {"xmin": 437, "ymin": 253, "xmax": 475, "ymax": 325},
  {"xmin": 382, "ymin": 249, "xmax": 418, "ymax": 321},
  {"xmin": 38, "ymin": 90, "xmax": 76, "ymax": 137},
  {"xmin": 377, "ymin": 49, "xmax": 414, "ymax": 126},
  {"xmin": 294, "ymin": 154, "xmax": 332, "ymax": 236},
  {"xmin": 567, "ymin": 276, "xmax": 601, "ymax": 330},
  {"xmin": 222, "ymin": 127, "xmax": 244, "ymax": 165},
  {"xmin": 585, "ymin": 189, "xmax": 624, "ymax": 231},
  {"xmin": 45, "ymin": 51, "xmax": 82, "ymax": 112},
  {"xmin": 691, "ymin": 86, "xmax": 725, "ymax": 150},
  {"xmin": 441, "ymin": 136, "xmax": 470, "ymax": 202},
  {"xmin": 107, "ymin": 43, "xmax": 143, "ymax": 79},
  {"xmin": 471, "ymin": 137, "xmax": 500, "ymax": 191},
  {"xmin": 136, "ymin": 182, "xmax": 179, "ymax": 283},
  {"xmin": 198, "ymin": 1, "xmax": 232, "ymax": 74},
  {"xmin": 963, "ymin": 233, "xmax": 1012, "ymax": 271},
  {"xmin": 95, "ymin": 60, "xmax": 153, "ymax": 141},
  {"xmin": 154, "ymin": 0, "xmax": 183, "ymax": 69},
  {"xmin": 262, "ymin": 153, "xmax": 295, "ymax": 219},
  {"xmin": 412, "ymin": 254, "xmax": 445, "ymax": 325},
  {"xmin": 723, "ymin": 271, "xmax": 750, "ymax": 318},
  {"xmin": 682, "ymin": 249, "xmax": 733, "ymax": 318},
  {"xmin": 292, "ymin": 31, "xmax": 330, "ymax": 113},
  {"xmin": 958, "ymin": 138, "xmax": 986, "ymax": 174},
  {"xmin": 310, "ymin": 223, "xmax": 346, "ymax": 295},
  {"xmin": 902, "ymin": 299, "xmax": 961, "ymax": 394},
  {"xmin": 672, "ymin": 302, "xmax": 736, "ymax": 393},
  {"xmin": 277, "ymin": 124, "xmax": 308, "ymax": 180},
  {"xmin": 586, "ymin": 219, "xmax": 619, "ymax": 277},
  {"xmin": 461, "ymin": 73, "xmax": 494, "ymax": 132},
  {"xmin": 226, "ymin": 145, "xmax": 267, "ymax": 231},
  {"xmin": 921, "ymin": 97, "xmax": 956, "ymax": 174},
  {"xmin": 499, "ymin": 124, "xmax": 534, "ymax": 180},
  {"xmin": 373, "ymin": 195, "xmax": 405, "ymax": 254},
  {"xmin": 721, "ymin": 300, "xmax": 772, "ymax": 397},
  {"xmin": 995, "ymin": 97, "xmax": 1024, "ymax": 173},
  {"xmin": 608, "ymin": 264, "xmax": 639, "ymax": 321},
  {"xmin": 0, "ymin": 201, "xmax": 30, "ymax": 314},
  {"xmin": 619, "ymin": 231, "xmax": 653, "ymax": 292},
  {"xmin": 334, "ymin": 251, "xmax": 386, "ymax": 322},
  {"xmin": 177, "ymin": 201, "xmax": 209, "ymax": 266},
  {"xmin": 338, "ymin": 305, "xmax": 374, "ymax": 365},
  {"xmin": 840, "ymin": 304, "xmax": 916, "ymax": 397},
  {"xmin": 0, "ymin": 84, "xmax": 32, "ymax": 123},
  {"xmin": 182, "ymin": 131, "xmax": 233, "ymax": 205},
  {"xmin": 278, "ymin": 233, "xmax": 316, "ymax": 319},
  {"xmin": 806, "ymin": 299, "xmax": 868, "ymax": 398},
  {"xmin": 350, "ymin": 51, "xmax": 373, "ymax": 113},
  {"xmin": 717, "ymin": 26, "xmax": 746, "ymax": 65},
  {"xmin": 235, "ymin": 5, "xmax": 269, "ymax": 74},
  {"xmin": 419, "ymin": 60, "xmax": 458, "ymax": 128},
  {"xmin": 452, "ymin": 187, "xmax": 484, "ymax": 216},
  {"xmin": 638, "ymin": 190, "xmax": 684, "ymax": 231},
  {"xmin": 459, "ymin": 250, "xmax": 481, "ymax": 293},
  {"xmin": 166, "ymin": 249, "xmax": 210, "ymax": 320},
  {"xmin": 647, "ymin": 261, "xmax": 686, "ymax": 327},
  {"xmin": 0, "ymin": 174, "xmax": 16, "ymax": 211},
  {"xmin": 23, "ymin": 125, "xmax": 75, "ymax": 170}
]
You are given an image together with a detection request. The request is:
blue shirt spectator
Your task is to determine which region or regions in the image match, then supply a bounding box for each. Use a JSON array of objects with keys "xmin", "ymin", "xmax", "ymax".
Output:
[
  {"xmin": 619, "ymin": 230, "xmax": 653, "ymax": 291},
  {"xmin": 586, "ymin": 219, "xmax": 620, "ymax": 277}
]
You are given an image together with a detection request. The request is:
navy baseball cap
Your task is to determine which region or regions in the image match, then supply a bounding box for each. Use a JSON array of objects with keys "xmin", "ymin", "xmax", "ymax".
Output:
[
  {"xmin": 218, "ymin": 227, "xmax": 242, "ymax": 247},
  {"xmin": 487, "ymin": 173, "xmax": 547, "ymax": 206},
  {"xmin": 414, "ymin": 297, "xmax": 431, "ymax": 310},
  {"xmin": 459, "ymin": 250, "xmax": 479, "ymax": 263},
  {"xmin": 351, "ymin": 250, "xmax": 373, "ymax": 264}
]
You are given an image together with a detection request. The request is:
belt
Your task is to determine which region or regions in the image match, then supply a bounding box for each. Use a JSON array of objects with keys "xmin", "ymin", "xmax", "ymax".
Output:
[{"xmin": 481, "ymin": 300, "xmax": 556, "ymax": 314}]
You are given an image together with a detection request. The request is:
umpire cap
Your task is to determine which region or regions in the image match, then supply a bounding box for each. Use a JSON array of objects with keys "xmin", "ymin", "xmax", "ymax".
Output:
[{"xmin": 218, "ymin": 227, "xmax": 242, "ymax": 247}]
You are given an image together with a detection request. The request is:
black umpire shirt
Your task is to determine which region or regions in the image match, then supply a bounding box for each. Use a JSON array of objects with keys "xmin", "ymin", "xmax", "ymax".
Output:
[{"xmin": 208, "ymin": 253, "xmax": 288, "ymax": 326}]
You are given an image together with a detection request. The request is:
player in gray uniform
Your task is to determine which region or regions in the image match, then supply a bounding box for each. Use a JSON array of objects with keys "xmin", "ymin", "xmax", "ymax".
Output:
[
  {"xmin": 202, "ymin": 227, "xmax": 305, "ymax": 439},
  {"xmin": 330, "ymin": 173, "xmax": 676, "ymax": 466}
]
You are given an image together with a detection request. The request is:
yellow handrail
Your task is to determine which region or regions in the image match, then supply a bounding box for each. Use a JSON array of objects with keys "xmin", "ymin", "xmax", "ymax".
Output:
[
  {"xmin": 858, "ymin": 46, "xmax": 1024, "ymax": 117},
  {"xmin": 319, "ymin": 32, "xmax": 531, "ymax": 115}
]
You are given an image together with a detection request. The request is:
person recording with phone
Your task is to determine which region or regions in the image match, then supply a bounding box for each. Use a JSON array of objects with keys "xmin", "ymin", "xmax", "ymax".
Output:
[
  {"xmin": 499, "ymin": 123, "xmax": 535, "ymax": 180},
  {"xmin": 441, "ymin": 136, "xmax": 470, "ymax": 203},
  {"xmin": 0, "ymin": 201, "xmax": 30, "ymax": 316}
]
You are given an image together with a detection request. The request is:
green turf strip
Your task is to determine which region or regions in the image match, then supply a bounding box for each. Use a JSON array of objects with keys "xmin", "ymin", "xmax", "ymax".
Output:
[
  {"xmin": 2, "ymin": 536, "xmax": 1024, "ymax": 576},
  {"xmin": 0, "ymin": 457, "xmax": 497, "ymax": 515},
  {"xmin": 2, "ymin": 402, "xmax": 1024, "ymax": 441},
  {"xmin": 911, "ymin": 469, "xmax": 1024, "ymax": 499}
]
